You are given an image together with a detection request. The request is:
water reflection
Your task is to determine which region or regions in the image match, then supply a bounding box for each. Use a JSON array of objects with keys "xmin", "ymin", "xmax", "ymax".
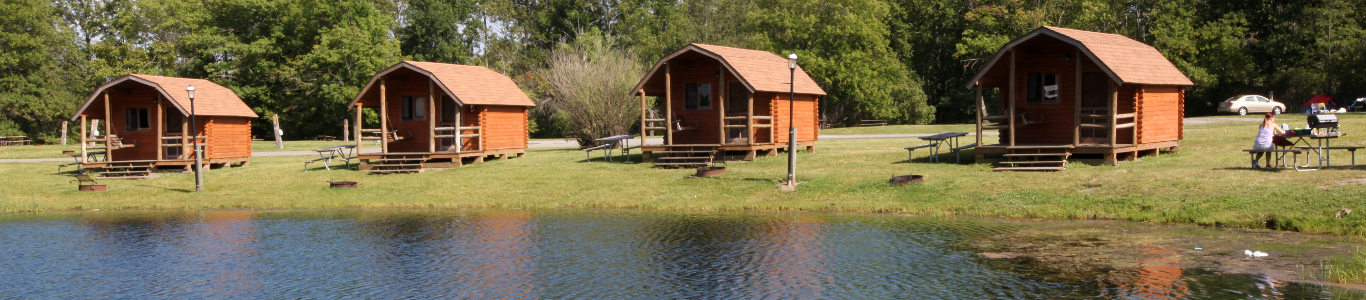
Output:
[{"xmin": 0, "ymin": 209, "xmax": 1360, "ymax": 299}]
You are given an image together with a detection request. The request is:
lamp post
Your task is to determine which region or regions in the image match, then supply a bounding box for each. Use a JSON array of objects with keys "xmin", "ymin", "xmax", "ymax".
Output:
[
  {"xmin": 787, "ymin": 53, "xmax": 798, "ymax": 187},
  {"xmin": 187, "ymin": 85, "xmax": 202, "ymax": 192}
]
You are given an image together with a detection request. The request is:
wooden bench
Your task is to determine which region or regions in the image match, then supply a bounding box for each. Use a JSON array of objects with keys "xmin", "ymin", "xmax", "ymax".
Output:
[
  {"xmin": 582, "ymin": 144, "xmax": 612, "ymax": 161},
  {"xmin": 950, "ymin": 143, "xmax": 978, "ymax": 163},
  {"xmin": 859, "ymin": 120, "xmax": 887, "ymax": 127},
  {"xmin": 1243, "ymin": 149, "xmax": 1301, "ymax": 170},
  {"xmin": 904, "ymin": 143, "xmax": 938, "ymax": 162}
]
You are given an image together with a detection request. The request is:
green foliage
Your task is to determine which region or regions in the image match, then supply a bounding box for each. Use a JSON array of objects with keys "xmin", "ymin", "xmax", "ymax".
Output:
[
  {"xmin": 397, "ymin": 0, "xmax": 480, "ymax": 63},
  {"xmin": 746, "ymin": 0, "xmax": 933, "ymax": 125}
]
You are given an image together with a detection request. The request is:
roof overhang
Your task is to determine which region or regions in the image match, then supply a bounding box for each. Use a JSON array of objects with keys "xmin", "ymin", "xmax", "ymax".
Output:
[
  {"xmin": 630, "ymin": 45, "xmax": 756, "ymax": 96},
  {"xmin": 70, "ymin": 75, "xmax": 190, "ymax": 121},
  {"xmin": 347, "ymin": 62, "xmax": 467, "ymax": 108},
  {"xmin": 964, "ymin": 28, "xmax": 1122, "ymax": 89}
]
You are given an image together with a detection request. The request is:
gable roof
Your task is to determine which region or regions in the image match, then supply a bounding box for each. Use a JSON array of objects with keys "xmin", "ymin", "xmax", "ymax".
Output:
[
  {"xmin": 71, "ymin": 74, "xmax": 258, "ymax": 121},
  {"xmin": 348, "ymin": 61, "xmax": 535, "ymax": 108},
  {"xmin": 965, "ymin": 26, "xmax": 1193, "ymax": 89},
  {"xmin": 632, "ymin": 43, "xmax": 826, "ymax": 96}
]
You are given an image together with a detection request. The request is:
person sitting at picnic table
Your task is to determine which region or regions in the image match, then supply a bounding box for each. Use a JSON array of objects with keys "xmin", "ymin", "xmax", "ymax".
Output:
[{"xmin": 1252, "ymin": 112, "xmax": 1286, "ymax": 168}]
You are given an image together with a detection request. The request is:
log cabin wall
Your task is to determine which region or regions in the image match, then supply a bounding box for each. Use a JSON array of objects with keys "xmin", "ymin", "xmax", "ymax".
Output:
[
  {"xmin": 204, "ymin": 117, "xmax": 252, "ymax": 159},
  {"xmin": 104, "ymin": 85, "xmax": 162, "ymax": 161},
  {"xmin": 482, "ymin": 106, "xmax": 528, "ymax": 150},
  {"xmin": 381, "ymin": 75, "xmax": 443, "ymax": 153},
  {"xmin": 997, "ymin": 39, "xmax": 1138, "ymax": 145},
  {"xmin": 666, "ymin": 58, "xmax": 729, "ymax": 145},
  {"xmin": 461, "ymin": 105, "xmax": 481, "ymax": 151},
  {"xmin": 770, "ymin": 93, "xmax": 819, "ymax": 143},
  {"xmin": 1137, "ymin": 85, "xmax": 1182, "ymax": 144},
  {"xmin": 753, "ymin": 94, "xmax": 774, "ymax": 144}
]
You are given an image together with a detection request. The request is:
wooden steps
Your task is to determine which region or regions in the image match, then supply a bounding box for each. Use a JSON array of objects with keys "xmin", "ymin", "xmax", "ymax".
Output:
[
  {"xmin": 365, "ymin": 154, "xmax": 425, "ymax": 174},
  {"xmin": 994, "ymin": 146, "xmax": 1070, "ymax": 172},
  {"xmin": 91, "ymin": 161, "xmax": 155, "ymax": 179},
  {"xmin": 653, "ymin": 145, "xmax": 716, "ymax": 168}
]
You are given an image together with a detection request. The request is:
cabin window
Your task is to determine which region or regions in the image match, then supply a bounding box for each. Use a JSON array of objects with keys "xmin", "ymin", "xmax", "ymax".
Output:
[
  {"xmin": 401, "ymin": 96, "xmax": 426, "ymax": 121},
  {"xmin": 685, "ymin": 83, "xmax": 712, "ymax": 110},
  {"xmin": 1026, "ymin": 73, "xmax": 1060, "ymax": 105},
  {"xmin": 124, "ymin": 108, "xmax": 150, "ymax": 132}
]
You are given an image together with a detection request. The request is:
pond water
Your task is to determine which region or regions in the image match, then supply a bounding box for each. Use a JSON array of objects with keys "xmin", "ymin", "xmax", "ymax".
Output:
[{"xmin": 0, "ymin": 209, "xmax": 1360, "ymax": 299}]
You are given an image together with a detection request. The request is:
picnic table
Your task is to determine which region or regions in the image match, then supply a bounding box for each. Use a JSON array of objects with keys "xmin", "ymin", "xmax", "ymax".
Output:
[
  {"xmin": 304, "ymin": 145, "xmax": 357, "ymax": 171},
  {"xmin": 584, "ymin": 135, "xmax": 637, "ymax": 162},
  {"xmin": 906, "ymin": 132, "xmax": 973, "ymax": 163},
  {"xmin": 1, "ymin": 136, "xmax": 29, "ymax": 146},
  {"xmin": 1281, "ymin": 132, "xmax": 1358, "ymax": 170}
]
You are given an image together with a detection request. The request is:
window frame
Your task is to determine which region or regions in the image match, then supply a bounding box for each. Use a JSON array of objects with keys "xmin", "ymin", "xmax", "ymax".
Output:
[
  {"xmin": 684, "ymin": 83, "xmax": 713, "ymax": 111},
  {"xmin": 400, "ymin": 96, "xmax": 427, "ymax": 121},
  {"xmin": 1025, "ymin": 73, "xmax": 1061, "ymax": 105},
  {"xmin": 124, "ymin": 108, "xmax": 151, "ymax": 132}
]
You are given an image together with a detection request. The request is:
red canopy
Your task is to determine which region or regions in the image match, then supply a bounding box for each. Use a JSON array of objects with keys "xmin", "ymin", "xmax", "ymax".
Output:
[{"xmin": 1301, "ymin": 95, "xmax": 1339, "ymax": 108}]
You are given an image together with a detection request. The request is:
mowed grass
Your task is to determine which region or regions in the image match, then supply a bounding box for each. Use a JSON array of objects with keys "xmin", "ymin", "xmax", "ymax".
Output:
[
  {"xmin": 2, "ymin": 115, "xmax": 1366, "ymax": 239},
  {"xmin": 821, "ymin": 123, "xmax": 978, "ymax": 135}
]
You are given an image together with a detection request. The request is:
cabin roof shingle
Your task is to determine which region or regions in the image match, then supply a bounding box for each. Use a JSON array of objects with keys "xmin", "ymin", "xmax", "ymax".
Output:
[
  {"xmin": 349, "ymin": 61, "xmax": 535, "ymax": 108},
  {"xmin": 633, "ymin": 44, "xmax": 826, "ymax": 96},
  {"xmin": 967, "ymin": 26, "xmax": 1194, "ymax": 88},
  {"xmin": 72, "ymin": 74, "xmax": 258, "ymax": 121}
]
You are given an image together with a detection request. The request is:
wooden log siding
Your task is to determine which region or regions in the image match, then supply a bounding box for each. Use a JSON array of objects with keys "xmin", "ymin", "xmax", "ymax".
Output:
[
  {"xmin": 1137, "ymin": 85, "xmax": 1182, "ymax": 143},
  {"xmin": 482, "ymin": 106, "xmax": 528, "ymax": 150},
  {"xmin": 1001, "ymin": 45, "xmax": 1142, "ymax": 145},
  {"xmin": 664, "ymin": 59, "xmax": 727, "ymax": 145},
  {"xmin": 383, "ymin": 77, "xmax": 442, "ymax": 153},
  {"xmin": 104, "ymin": 85, "xmax": 165, "ymax": 161},
  {"xmin": 771, "ymin": 93, "xmax": 819, "ymax": 143},
  {"xmin": 204, "ymin": 117, "xmax": 252, "ymax": 159}
]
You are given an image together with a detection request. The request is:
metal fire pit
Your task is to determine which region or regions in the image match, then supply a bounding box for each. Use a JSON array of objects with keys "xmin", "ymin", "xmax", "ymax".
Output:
[
  {"xmin": 695, "ymin": 166, "xmax": 726, "ymax": 177},
  {"xmin": 79, "ymin": 185, "xmax": 107, "ymax": 192},
  {"xmin": 888, "ymin": 175, "xmax": 924, "ymax": 186},
  {"xmin": 329, "ymin": 180, "xmax": 358, "ymax": 188}
]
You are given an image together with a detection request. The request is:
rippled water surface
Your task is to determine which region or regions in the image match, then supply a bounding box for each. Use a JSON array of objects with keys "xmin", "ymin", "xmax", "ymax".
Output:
[{"xmin": 0, "ymin": 209, "xmax": 1361, "ymax": 299}]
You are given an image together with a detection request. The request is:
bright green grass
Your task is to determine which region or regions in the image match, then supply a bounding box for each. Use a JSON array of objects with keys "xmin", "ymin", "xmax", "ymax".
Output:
[
  {"xmin": 2, "ymin": 116, "xmax": 1366, "ymax": 238},
  {"xmin": 251, "ymin": 140, "xmax": 358, "ymax": 152},
  {"xmin": 1327, "ymin": 248, "xmax": 1366, "ymax": 284}
]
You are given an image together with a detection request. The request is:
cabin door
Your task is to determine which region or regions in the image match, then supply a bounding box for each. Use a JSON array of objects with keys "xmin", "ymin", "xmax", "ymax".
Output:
[
  {"xmin": 163, "ymin": 112, "xmax": 184, "ymax": 159},
  {"xmin": 439, "ymin": 95, "xmax": 458, "ymax": 151},
  {"xmin": 725, "ymin": 82, "xmax": 750, "ymax": 144},
  {"xmin": 1079, "ymin": 72, "xmax": 1111, "ymax": 144}
]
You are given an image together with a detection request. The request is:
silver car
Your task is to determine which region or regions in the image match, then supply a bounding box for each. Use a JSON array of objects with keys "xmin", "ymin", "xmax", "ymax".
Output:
[{"xmin": 1219, "ymin": 95, "xmax": 1286, "ymax": 115}]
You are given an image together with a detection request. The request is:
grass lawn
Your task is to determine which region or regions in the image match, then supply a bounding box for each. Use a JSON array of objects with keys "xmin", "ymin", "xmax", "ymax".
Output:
[
  {"xmin": 820, "ymin": 124, "xmax": 978, "ymax": 135},
  {"xmin": 3, "ymin": 115, "xmax": 1366, "ymax": 239}
]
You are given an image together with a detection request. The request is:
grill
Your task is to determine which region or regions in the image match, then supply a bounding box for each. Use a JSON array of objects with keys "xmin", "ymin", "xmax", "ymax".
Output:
[{"xmin": 1308, "ymin": 114, "xmax": 1339, "ymax": 130}]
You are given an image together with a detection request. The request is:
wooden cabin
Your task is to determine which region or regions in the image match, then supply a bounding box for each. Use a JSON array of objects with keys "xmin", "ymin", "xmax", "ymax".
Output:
[
  {"xmin": 348, "ymin": 61, "xmax": 534, "ymax": 173},
  {"xmin": 966, "ymin": 26, "xmax": 1194, "ymax": 171},
  {"xmin": 632, "ymin": 44, "xmax": 826, "ymax": 166},
  {"xmin": 70, "ymin": 74, "xmax": 258, "ymax": 177}
]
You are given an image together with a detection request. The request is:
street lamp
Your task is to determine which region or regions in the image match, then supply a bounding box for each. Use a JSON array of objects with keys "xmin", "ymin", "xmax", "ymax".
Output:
[
  {"xmin": 187, "ymin": 85, "xmax": 202, "ymax": 192},
  {"xmin": 787, "ymin": 52, "xmax": 798, "ymax": 187}
]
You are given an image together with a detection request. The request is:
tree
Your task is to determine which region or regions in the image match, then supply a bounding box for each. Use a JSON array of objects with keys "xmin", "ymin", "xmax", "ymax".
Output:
[
  {"xmin": 538, "ymin": 29, "xmax": 646, "ymax": 146},
  {"xmin": 396, "ymin": 0, "xmax": 481, "ymax": 64},
  {"xmin": 0, "ymin": 0, "xmax": 82, "ymax": 142},
  {"xmin": 746, "ymin": 0, "xmax": 933, "ymax": 125}
]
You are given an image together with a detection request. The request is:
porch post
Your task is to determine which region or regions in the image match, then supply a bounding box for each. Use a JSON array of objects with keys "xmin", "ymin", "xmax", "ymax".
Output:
[
  {"xmin": 1008, "ymin": 49, "xmax": 1016, "ymax": 147},
  {"xmin": 718, "ymin": 66, "xmax": 726, "ymax": 145},
  {"xmin": 181, "ymin": 118, "xmax": 188, "ymax": 159},
  {"xmin": 746, "ymin": 90, "xmax": 754, "ymax": 146},
  {"xmin": 80, "ymin": 115, "xmax": 87, "ymax": 163},
  {"xmin": 103, "ymin": 92, "xmax": 112, "ymax": 161},
  {"xmin": 664, "ymin": 63, "xmax": 673, "ymax": 145},
  {"xmin": 975, "ymin": 83, "xmax": 983, "ymax": 147},
  {"xmin": 1109, "ymin": 81, "xmax": 1118, "ymax": 148},
  {"xmin": 355, "ymin": 104, "xmax": 363, "ymax": 152},
  {"xmin": 455, "ymin": 103, "xmax": 463, "ymax": 152},
  {"xmin": 1074, "ymin": 49, "xmax": 1082, "ymax": 146},
  {"xmin": 429, "ymin": 80, "xmax": 436, "ymax": 153},
  {"xmin": 379, "ymin": 79, "xmax": 389, "ymax": 153},
  {"xmin": 639, "ymin": 90, "xmax": 647, "ymax": 147},
  {"xmin": 157, "ymin": 101, "xmax": 164, "ymax": 161}
]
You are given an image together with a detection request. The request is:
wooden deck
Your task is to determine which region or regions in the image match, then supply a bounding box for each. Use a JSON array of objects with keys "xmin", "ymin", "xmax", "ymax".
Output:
[
  {"xmin": 975, "ymin": 141, "xmax": 1179, "ymax": 166},
  {"xmin": 356, "ymin": 148, "xmax": 526, "ymax": 171},
  {"xmin": 81, "ymin": 157, "xmax": 249, "ymax": 169},
  {"xmin": 640, "ymin": 141, "xmax": 815, "ymax": 161}
]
